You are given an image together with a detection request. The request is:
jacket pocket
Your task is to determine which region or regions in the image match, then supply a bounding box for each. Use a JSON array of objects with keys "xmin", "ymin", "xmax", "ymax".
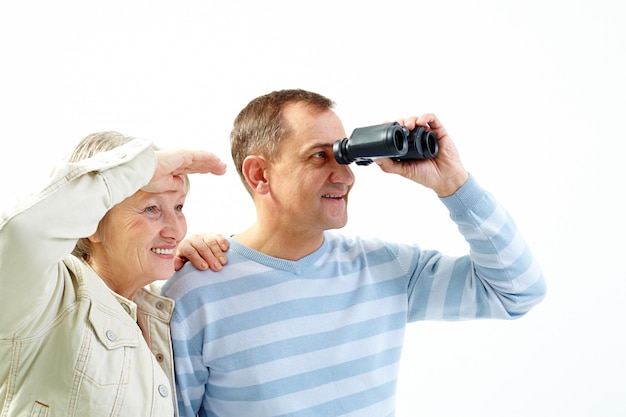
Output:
[
  {"xmin": 78, "ymin": 303, "xmax": 139, "ymax": 385},
  {"xmin": 30, "ymin": 401, "xmax": 49, "ymax": 417},
  {"xmin": 68, "ymin": 303, "xmax": 141, "ymax": 416}
]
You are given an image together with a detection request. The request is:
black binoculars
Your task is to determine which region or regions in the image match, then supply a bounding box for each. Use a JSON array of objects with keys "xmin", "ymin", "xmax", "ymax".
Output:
[{"xmin": 333, "ymin": 122, "xmax": 438, "ymax": 166}]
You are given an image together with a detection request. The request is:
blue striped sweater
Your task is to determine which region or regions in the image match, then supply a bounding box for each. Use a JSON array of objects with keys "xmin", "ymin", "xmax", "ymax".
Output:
[{"xmin": 162, "ymin": 176, "xmax": 546, "ymax": 417}]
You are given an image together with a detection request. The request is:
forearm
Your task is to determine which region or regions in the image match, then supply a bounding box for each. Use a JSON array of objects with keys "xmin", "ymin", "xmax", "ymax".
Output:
[
  {"xmin": 0, "ymin": 140, "xmax": 156, "ymax": 318},
  {"xmin": 438, "ymin": 175, "xmax": 546, "ymax": 318}
]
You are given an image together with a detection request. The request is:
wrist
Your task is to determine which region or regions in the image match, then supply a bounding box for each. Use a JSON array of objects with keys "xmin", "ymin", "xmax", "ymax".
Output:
[{"xmin": 434, "ymin": 171, "xmax": 470, "ymax": 197}]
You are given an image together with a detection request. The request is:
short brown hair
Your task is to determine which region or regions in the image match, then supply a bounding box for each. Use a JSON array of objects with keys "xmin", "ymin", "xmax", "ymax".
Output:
[{"xmin": 230, "ymin": 89, "xmax": 334, "ymax": 194}]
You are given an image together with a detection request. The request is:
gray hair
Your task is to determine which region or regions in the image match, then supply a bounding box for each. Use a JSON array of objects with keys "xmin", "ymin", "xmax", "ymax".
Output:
[{"xmin": 68, "ymin": 131, "xmax": 188, "ymax": 261}]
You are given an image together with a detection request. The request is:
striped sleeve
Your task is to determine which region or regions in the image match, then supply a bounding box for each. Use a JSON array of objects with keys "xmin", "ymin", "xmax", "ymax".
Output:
[
  {"xmin": 406, "ymin": 174, "xmax": 546, "ymax": 321},
  {"xmin": 165, "ymin": 266, "xmax": 213, "ymax": 417}
]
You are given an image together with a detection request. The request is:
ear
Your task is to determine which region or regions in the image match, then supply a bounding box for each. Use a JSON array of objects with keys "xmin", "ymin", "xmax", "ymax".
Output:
[{"xmin": 242, "ymin": 155, "xmax": 270, "ymax": 195}]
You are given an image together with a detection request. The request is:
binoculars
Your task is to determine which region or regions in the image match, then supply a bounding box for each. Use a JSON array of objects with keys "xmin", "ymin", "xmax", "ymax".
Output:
[{"xmin": 333, "ymin": 122, "xmax": 438, "ymax": 166}]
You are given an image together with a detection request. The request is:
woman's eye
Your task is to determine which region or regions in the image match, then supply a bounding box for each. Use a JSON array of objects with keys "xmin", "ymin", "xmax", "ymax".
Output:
[
  {"xmin": 144, "ymin": 205, "xmax": 160, "ymax": 214},
  {"xmin": 175, "ymin": 204, "xmax": 184, "ymax": 212}
]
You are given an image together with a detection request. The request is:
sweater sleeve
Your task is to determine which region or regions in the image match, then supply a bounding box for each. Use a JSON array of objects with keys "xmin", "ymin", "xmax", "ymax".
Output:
[
  {"xmin": 0, "ymin": 139, "xmax": 156, "ymax": 331},
  {"xmin": 406, "ymin": 175, "xmax": 546, "ymax": 321},
  {"xmin": 170, "ymin": 306, "xmax": 210, "ymax": 417}
]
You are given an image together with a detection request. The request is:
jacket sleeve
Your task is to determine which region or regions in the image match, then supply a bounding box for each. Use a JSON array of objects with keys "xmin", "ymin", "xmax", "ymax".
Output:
[
  {"xmin": 0, "ymin": 139, "xmax": 157, "ymax": 332},
  {"xmin": 406, "ymin": 175, "xmax": 547, "ymax": 321}
]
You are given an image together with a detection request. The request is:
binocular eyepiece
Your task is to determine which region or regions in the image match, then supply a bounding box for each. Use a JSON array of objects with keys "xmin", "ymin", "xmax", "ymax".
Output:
[{"xmin": 333, "ymin": 122, "xmax": 438, "ymax": 166}]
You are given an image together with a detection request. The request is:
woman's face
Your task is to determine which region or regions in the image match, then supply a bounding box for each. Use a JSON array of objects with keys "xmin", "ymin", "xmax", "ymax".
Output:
[{"xmin": 89, "ymin": 185, "xmax": 187, "ymax": 299}]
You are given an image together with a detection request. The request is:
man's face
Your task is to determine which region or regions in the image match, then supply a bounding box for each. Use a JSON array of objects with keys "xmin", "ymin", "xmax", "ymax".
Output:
[{"xmin": 265, "ymin": 102, "xmax": 355, "ymax": 235}]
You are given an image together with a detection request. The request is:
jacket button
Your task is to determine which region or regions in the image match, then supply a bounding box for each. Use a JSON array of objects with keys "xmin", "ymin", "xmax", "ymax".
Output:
[
  {"xmin": 105, "ymin": 330, "xmax": 117, "ymax": 341},
  {"xmin": 155, "ymin": 301, "xmax": 165, "ymax": 310},
  {"xmin": 155, "ymin": 353, "xmax": 164, "ymax": 362},
  {"xmin": 158, "ymin": 384, "xmax": 169, "ymax": 397}
]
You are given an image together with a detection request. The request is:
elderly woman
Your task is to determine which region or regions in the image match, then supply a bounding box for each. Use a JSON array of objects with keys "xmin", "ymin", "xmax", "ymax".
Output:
[{"xmin": 0, "ymin": 132, "xmax": 227, "ymax": 416}]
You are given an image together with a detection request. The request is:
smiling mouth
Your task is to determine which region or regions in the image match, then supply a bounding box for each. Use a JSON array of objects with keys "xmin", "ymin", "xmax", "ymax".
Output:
[
  {"xmin": 322, "ymin": 194, "xmax": 344, "ymax": 199},
  {"xmin": 151, "ymin": 248, "xmax": 174, "ymax": 255}
]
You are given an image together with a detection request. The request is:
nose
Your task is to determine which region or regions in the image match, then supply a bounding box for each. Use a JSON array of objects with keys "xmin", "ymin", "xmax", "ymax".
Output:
[
  {"xmin": 330, "ymin": 159, "xmax": 355, "ymax": 186},
  {"xmin": 161, "ymin": 209, "xmax": 187, "ymax": 242}
]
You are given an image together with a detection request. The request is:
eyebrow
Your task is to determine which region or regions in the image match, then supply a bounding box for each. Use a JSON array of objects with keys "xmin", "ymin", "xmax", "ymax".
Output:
[{"xmin": 303, "ymin": 142, "xmax": 334, "ymax": 153}]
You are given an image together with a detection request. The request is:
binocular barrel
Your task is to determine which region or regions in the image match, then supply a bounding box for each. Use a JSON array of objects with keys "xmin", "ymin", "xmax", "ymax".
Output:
[{"xmin": 333, "ymin": 122, "xmax": 438, "ymax": 166}]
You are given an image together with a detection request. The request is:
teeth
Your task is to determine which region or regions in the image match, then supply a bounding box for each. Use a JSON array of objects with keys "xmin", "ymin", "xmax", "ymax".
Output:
[
  {"xmin": 323, "ymin": 195, "xmax": 342, "ymax": 198},
  {"xmin": 152, "ymin": 248, "xmax": 174, "ymax": 255}
]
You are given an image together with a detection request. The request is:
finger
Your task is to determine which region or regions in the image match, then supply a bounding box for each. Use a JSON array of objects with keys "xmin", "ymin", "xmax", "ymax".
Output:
[
  {"xmin": 174, "ymin": 256, "xmax": 186, "ymax": 272},
  {"xmin": 201, "ymin": 236, "xmax": 228, "ymax": 271},
  {"xmin": 174, "ymin": 151, "xmax": 227, "ymax": 176},
  {"xmin": 417, "ymin": 113, "xmax": 441, "ymax": 131},
  {"xmin": 396, "ymin": 117, "xmax": 414, "ymax": 130},
  {"xmin": 215, "ymin": 235, "xmax": 230, "ymax": 252},
  {"xmin": 193, "ymin": 153, "xmax": 227, "ymax": 175},
  {"xmin": 178, "ymin": 243, "xmax": 210, "ymax": 271},
  {"xmin": 374, "ymin": 157, "xmax": 402, "ymax": 175}
]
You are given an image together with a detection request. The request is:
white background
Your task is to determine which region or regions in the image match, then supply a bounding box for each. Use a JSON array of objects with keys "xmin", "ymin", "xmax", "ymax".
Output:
[{"xmin": 1, "ymin": 1, "xmax": 624, "ymax": 416}]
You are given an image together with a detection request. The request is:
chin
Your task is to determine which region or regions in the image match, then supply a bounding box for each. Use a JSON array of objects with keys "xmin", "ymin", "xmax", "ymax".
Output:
[
  {"xmin": 152, "ymin": 267, "xmax": 175, "ymax": 282},
  {"xmin": 325, "ymin": 219, "xmax": 348, "ymax": 231}
]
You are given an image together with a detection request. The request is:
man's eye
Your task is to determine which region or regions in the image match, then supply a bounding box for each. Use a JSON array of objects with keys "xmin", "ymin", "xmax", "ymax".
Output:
[
  {"xmin": 175, "ymin": 204, "xmax": 184, "ymax": 212},
  {"xmin": 313, "ymin": 152, "xmax": 327, "ymax": 159}
]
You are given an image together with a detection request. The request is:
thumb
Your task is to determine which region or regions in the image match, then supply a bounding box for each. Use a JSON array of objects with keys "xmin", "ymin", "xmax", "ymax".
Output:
[{"xmin": 174, "ymin": 256, "xmax": 186, "ymax": 272}]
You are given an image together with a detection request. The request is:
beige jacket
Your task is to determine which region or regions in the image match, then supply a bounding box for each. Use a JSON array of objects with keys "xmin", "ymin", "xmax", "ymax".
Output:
[{"xmin": 0, "ymin": 140, "xmax": 178, "ymax": 416}]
